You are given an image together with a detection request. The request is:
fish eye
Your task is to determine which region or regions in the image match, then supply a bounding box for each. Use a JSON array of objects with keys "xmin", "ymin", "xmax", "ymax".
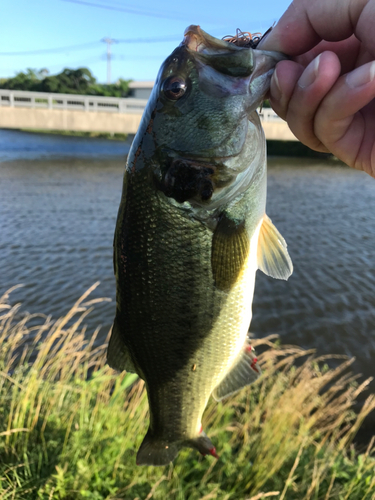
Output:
[{"xmin": 162, "ymin": 77, "xmax": 187, "ymax": 100}]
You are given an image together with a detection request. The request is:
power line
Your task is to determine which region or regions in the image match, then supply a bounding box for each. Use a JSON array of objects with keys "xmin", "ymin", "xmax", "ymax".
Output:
[
  {"xmin": 0, "ymin": 56, "xmax": 104, "ymax": 75},
  {"xmin": 61, "ymin": 0, "xmax": 191, "ymax": 21},
  {"xmin": 59, "ymin": 0, "xmax": 258, "ymax": 27},
  {"xmin": 0, "ymin": 35, "xmax": 181, "ymax": 57},
  {"xmin": 0, "ymin": 41, "xmax": 99, "ymax": 56},
  {"xmin": 117, "ymin": 35, "xmax": 181, "ymax": 43},
  {"xmin": 110, "ymin": 55, "xmax": 166, "ymax": 60}
]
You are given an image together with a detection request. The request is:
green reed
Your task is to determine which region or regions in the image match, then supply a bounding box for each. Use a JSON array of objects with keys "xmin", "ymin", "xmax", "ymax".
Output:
[{"xmin": 0, "ymin": 284, "xmax": 374, "ymax": 500}]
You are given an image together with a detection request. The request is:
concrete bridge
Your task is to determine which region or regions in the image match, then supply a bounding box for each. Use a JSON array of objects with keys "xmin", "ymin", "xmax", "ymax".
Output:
[{"xmin": 0, "ymin": 89, "xmax": 297, "ymax": 141}]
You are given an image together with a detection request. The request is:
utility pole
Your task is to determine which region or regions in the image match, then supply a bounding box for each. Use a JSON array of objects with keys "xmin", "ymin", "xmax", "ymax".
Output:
[{"xmin": 101, "ymin": 37, "xmax": 118, "ymax": 85}]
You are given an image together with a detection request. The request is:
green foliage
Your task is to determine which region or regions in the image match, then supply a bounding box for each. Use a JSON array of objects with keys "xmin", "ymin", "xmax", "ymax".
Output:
[
  {"xmin": 38, "ymin": 68, "xmax": 96, "ymax": 94},
  {"xmin": 0, "ymin": 68, "xmax": 132, "ymax": 97},
  {"xmin": 262, "ymin": 99, "xmax": 271, "ymax": 108},
  {"xmin": 87, "ymin": 79, "xmax": 131, "ymax": 98},
  {"xmin": 0, "ymin": 68, "xmax": 47, "ymax": 91},
  {"xmin": 0, "ymin": 285, "xmax": 375, "ymax": 499}
]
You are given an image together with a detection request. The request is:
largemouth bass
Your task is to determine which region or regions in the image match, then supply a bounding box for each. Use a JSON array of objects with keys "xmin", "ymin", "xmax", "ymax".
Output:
[{"xmin": 108, "ymin": 25, "xmax": 292, "ymax": 466}]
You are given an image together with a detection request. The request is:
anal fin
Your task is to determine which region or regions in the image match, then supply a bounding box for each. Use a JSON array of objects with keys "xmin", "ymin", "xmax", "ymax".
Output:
[
  {"xmin": 107, "ymin": 317, "xmax": 137, "ymax": 374},
  {"xmin": 257, "ymin": 214, "xmax": 293, "ymax": 280},
  {"xmin": 212, "ymin": 339, "xmax": 261, "ymax": 401}
]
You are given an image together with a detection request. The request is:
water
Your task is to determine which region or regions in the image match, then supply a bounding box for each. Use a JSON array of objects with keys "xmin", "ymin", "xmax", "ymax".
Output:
[
  {"xmin": 0, "ymin": 128, "xmax": 129, "ymax": 161},
  {"xmin": 1, "ymin": 129, "xmax": 375, "ymax": 408}
]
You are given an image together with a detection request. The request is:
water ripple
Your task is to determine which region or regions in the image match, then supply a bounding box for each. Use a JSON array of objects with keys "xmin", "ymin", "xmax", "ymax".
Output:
[{"xmin": 1, "ymin": 135, "xmax": 375, "ymax": 408}]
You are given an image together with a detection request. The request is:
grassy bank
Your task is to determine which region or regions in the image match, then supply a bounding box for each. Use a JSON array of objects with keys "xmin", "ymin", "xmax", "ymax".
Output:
[{"xmin": 1, "ymin": 285, "xmax": 375, "ymax": 500}]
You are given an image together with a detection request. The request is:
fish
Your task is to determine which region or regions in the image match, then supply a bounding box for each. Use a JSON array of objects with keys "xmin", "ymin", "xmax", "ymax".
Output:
[{"xmin": 107, "ymin": 25, "xmax": 293, "ymax": 466}]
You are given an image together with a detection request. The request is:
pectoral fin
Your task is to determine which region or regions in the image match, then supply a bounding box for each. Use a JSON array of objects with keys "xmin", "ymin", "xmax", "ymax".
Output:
[
  {"xmin": 257, "ymin": 214, "xmax": 293, "ymax": 280},
  {"xmin": 212, "ymin": 339, "xmax": 261, "ymax": 401},
  {"xmin": 211, "ymin": 214, "xmax": 250, "ymax": 292},
  {"xmin": 107, "ymin": 318, "xmax": 137, "ymax": 374}
]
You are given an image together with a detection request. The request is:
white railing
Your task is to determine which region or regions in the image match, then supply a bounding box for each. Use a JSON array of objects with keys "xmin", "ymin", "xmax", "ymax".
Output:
[
  {"xmin": 0, "ymin": 88, "xmax": 283, "ymax": 122},
  {"xmin": 0, "ymin": 89, "xmax": 148, "ymax": 114}
]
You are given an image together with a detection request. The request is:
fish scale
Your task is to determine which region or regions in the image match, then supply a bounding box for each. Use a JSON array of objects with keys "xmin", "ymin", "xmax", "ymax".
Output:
[
  {"xmin": 108, "ymin": 25, "xmax": 293, "ymax": 466},
  {"xmin": 116, "ymin": 169, "xmax": 243, "ymax": 439}
]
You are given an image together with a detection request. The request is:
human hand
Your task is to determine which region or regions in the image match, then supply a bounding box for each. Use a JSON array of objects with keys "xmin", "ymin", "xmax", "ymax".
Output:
[{"xmin": 258, "ymin": 0, "xmax": 375, "ymax": 177}]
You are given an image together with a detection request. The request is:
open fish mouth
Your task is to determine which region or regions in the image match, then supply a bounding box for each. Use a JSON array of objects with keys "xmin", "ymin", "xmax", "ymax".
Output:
[
  {"xmin": 183, "ymin": 25, "xmax": 236, "ymax": 53},
  {"xmin": 183, "ymin": 25, "xmax": 265, "ymax": 53},
  {"xmin": 182, "ymin": 24, "xmax": 287, "ymax": 82},
  {"xmin": 182, "ymin": 25, "xmax": 255, "ymax": 78}
]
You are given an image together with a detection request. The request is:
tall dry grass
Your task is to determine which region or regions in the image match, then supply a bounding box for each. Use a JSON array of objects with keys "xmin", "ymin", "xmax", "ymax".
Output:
[{"xmin": 0, "ymin": 284, "xmax": 374, "ymax": 500}]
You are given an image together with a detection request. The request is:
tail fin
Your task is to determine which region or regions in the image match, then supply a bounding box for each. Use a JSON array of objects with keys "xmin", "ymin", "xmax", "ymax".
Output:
[
  {"xmin": 136, "ymin": 429, "xmax": 219, "ymax": 466},
  {"xmin": 136, "ymin": 430, "xmax": 180, "ymax": 466}
]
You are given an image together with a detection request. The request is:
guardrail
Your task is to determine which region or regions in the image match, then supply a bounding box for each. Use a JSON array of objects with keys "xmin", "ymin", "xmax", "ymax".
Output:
[
  {"xmin": 0, "ymin": 89, "xmax": 283, "ymax": 122},
  {"xmin": 0, "ymin": 89, "xmax": 148, "ymax": 114}
]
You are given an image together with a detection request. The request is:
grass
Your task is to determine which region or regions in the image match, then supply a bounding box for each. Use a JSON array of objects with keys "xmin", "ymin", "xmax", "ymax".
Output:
[{"xmin": 0, "ymin": 284, "xmax": 375, "ymax": 500}]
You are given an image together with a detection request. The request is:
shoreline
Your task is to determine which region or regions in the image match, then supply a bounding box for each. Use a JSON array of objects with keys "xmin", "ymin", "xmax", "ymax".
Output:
[
  {"xmin": 11, "ymin": 127, "xmax": 336, "ymax": 158},
  {"xmin": 20, "ymin": 127, "xmax": 129, "ymax": 141}
]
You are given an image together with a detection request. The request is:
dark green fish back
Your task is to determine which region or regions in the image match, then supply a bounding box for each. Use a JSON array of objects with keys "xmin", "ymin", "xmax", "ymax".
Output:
[{"xmin": 113, "ymin": 165, "xmax": 227, "ymax": 440}]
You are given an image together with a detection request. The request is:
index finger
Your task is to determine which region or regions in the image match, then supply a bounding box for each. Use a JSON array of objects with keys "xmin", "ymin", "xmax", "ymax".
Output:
[{"xmin": 258, "ymin": 0, "xmax": 375, "ymax": 58}]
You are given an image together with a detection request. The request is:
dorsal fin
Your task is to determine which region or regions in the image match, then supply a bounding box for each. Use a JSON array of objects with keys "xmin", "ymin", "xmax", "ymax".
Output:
[{"xmin": 257, "ymin": 214, "xmax": 293, "ymax": 280}]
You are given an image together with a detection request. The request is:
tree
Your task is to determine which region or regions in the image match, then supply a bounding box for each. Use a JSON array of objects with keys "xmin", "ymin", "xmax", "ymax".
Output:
[
  {"xmin": 38, "ymin": 68, "xmax": 96, "ymax": 94},
  {"xmin": 0, "ymin": 67, "xmax": 132, "ymax": 97},
  {"xmin": 87, "ymin": 78, "xmax": 131, "ymax": 97},
  {"xmin": 0, "ymin": 68, "xmax": 47, "ymax": 91}
]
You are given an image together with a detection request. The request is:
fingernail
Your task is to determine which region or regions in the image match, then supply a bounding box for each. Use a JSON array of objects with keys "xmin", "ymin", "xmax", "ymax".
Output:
[
  {"xmin": 271, "ymin": 68, "xmax": 282, "ymax": 101},
  {"xmin": 298, "ymin": 54, "xmax": 321, "ymax": 89},
  {"xmin": 346, "ymin": 61, "xmax": 375, "ymax": 88}
]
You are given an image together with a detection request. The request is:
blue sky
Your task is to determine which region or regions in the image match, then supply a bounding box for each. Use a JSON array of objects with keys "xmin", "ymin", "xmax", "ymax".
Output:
[{"xmin": 0, "ymin": 0, "xmax": 291, "ymax": 83}]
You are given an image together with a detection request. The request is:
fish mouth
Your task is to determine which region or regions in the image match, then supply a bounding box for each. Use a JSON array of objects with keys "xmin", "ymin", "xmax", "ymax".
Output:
[
  {"xmin": 181, "ymin": 25, "xmax": 287, "ymax": 80},
  {"xmin": 181, "ymin": 25, "xmax": 255, "ymax": 78},
  {"xmin": 182, "ymin": 25, "xmax": 238, "ymax": 53}
]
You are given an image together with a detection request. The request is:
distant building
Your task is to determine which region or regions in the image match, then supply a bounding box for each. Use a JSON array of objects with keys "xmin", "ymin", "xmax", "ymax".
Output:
[{"xmin": 128, "ymin": 81, "xmax": 154, "ymax": 100}]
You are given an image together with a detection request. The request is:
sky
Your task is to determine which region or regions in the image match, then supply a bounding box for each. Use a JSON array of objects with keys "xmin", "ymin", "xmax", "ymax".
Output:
[{"xmin": 0, "ymin": 0, "xmax": 291, "ymax": 84}]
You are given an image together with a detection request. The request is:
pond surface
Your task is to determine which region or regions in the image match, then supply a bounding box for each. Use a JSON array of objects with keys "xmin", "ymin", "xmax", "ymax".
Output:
[{"xmin": 1, "ymin": 128, "xmax": 375, "ymax": 411}]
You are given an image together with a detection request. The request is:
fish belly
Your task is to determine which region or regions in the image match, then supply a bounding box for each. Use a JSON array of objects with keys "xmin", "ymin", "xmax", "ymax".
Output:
[{"xmin": 209, "ymin": 218, "xmax": 262, "ymax": 390}]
